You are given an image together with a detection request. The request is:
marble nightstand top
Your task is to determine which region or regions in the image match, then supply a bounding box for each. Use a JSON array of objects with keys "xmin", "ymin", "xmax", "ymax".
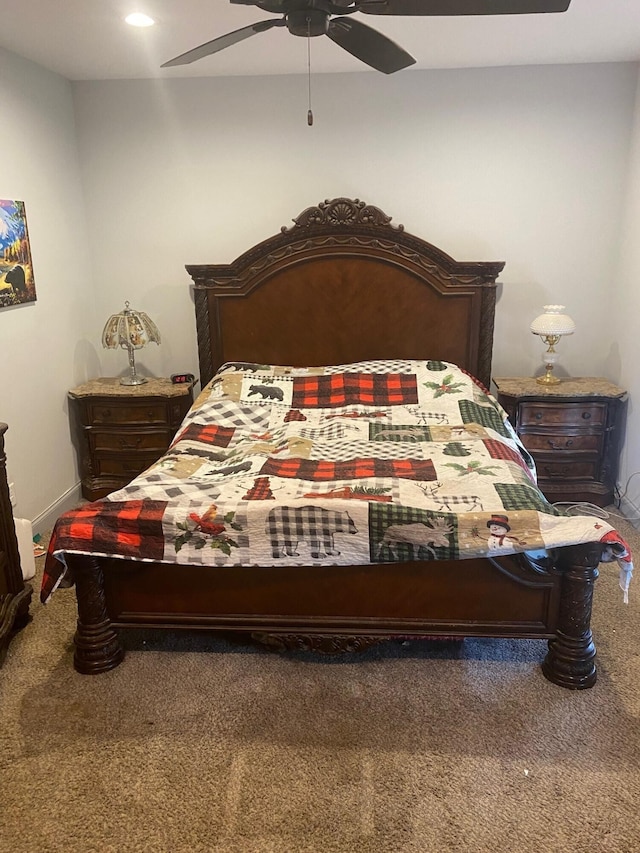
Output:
[
  {"xmin": 493, "ymin": 377, "xmax": 626, "ymax": 399},
  {"xmin": 69, "ymin": 377, "xmax": 192, "ymax": 399}
]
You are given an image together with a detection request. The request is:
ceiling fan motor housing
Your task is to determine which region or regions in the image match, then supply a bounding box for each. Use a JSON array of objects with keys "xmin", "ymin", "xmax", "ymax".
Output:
[{"xmin": 287, "ymin": 8, "xmax": 330, "ymax": 36}]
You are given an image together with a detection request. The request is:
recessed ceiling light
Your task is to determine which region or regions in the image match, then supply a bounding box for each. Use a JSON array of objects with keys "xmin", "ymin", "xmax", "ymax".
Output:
[{"xmin": 125, "ymin": 13, "xmax": 156, "ymax": 27}]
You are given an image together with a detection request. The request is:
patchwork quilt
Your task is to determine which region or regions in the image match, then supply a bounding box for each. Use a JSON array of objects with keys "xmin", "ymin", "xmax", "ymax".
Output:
[{"xmin": 41, "ymin": 359, "xmax": 632, "ymax": 602}]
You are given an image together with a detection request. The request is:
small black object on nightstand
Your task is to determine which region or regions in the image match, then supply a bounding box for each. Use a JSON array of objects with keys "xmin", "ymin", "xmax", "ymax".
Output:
[{"xmin": 171, "ymin": 373, "xmax": 195, "ymax": 385}]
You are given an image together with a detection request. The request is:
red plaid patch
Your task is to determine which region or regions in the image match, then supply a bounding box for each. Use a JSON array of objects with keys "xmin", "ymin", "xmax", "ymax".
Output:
[
  {"xmin": 260, "ymin": 457, "xmax": 437, "ymax": 482},
  {"xmin": 292, "ymin": 373, "xmax": 418, "ymax": 408},
  {"xmin": 458, "ymin": 366, "xmax": 491, "ymax": 396},
  {"xmin": 242, "ymin": 477, "xmax": 276, "ymax": 500},
  {"xmin": 483, "ymin": 439, "xmax": 534, "ymax": 480},
  {"xmin": 284, "ymin": 409, "xmax": 307, "ymax": 422},
  {"xmin": 173, "ymin": 423, "xmax": 235, "ymax": 448},
  {"xmin": 40, "ymin": 499, "xmax": 167, "ymax": 603}
]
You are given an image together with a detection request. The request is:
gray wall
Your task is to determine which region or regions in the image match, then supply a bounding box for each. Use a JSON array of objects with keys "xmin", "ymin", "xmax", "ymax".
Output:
[
  {"xmin": 72, "ymin": 64, "xmax": 637, "ymax": 384},
  {"xmin": 0, "ymin": 48, "xmax": 95, "ymax": 522},
  {"xmin": 2, "ymin": 49, "xmax": 640, "ymax": 523},
  {"xmin": 614, "ymin": 66, "xmax": 640, "ymax": 520}
]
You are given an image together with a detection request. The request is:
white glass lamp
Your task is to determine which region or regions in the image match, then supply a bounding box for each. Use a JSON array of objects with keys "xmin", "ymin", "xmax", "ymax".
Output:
[
  {"xmin": 102, "ymin": 301, "xmax": 161, "ymax": 385},
  {"xmin": 530, "ymin": 305, "xmax": 575, "ymax": 385}
]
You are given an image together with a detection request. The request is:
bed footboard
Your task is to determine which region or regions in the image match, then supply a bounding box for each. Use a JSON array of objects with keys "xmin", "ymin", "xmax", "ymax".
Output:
[
  {"xmin": 541, "ymin": 542, "xmax": 601, "ymax": 689},
  {"xmin": 66, "ymin": 543, "xmax": 605, "ymax": 688}
]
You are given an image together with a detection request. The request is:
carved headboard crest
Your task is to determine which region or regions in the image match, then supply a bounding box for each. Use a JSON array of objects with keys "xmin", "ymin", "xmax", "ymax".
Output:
[
  {"xmin": 283, "ymin": 198, "xmax": 402, "ymax": 233},
  {"xmin": 189, "ymin": 197, "xmax": 504, "ymax": 389}
]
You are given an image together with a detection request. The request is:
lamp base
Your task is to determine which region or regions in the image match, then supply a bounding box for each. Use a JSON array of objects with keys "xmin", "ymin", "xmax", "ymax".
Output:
[
  {"xmin": 536, "ymin": 355, "xmax": 562, "ymax": 385},
  {"xmin": 536, "ymin": 373, "xmax": 561, "ymax": 386},
  {"xmin": 119, "ymin": 375, "xmax": 148, "ymax": 386}
]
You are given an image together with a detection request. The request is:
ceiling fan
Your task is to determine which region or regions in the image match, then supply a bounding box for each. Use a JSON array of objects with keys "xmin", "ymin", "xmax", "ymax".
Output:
[{"xmin": 161, "ymin": 0, "xmax": 572, "ymax": 76}]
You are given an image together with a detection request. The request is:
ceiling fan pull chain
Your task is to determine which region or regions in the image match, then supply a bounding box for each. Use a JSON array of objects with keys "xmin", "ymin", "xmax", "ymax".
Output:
[{"xmin": 307, "ymin": 16, "xmax": 313, "ymax": 126}]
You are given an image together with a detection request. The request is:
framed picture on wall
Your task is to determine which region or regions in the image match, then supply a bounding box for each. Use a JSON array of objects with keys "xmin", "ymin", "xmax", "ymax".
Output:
[{"xmin": 0, "ymin": 199, "xmax": 37, "ymax": 309}]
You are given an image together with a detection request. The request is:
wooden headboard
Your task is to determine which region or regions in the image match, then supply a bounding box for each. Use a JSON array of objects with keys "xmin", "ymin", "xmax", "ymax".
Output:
[{"xmin": 187, "ymin": 198, "xmax": 504, "ymax": 389}]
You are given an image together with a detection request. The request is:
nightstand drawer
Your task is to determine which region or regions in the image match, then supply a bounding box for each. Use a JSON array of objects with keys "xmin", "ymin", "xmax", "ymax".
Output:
[
  {"xmin": 94, "ymin": 454, "xmax": 160, "ymax": 479},
  {"xmin": 519, "ymin": 402, "xmax": 606, "ymax": 429},
  {"xmin": 520, "ymin": 433, "xmax": 602, "ymax": 454},
  {"xmin": 87, "ymin": 402, "xmax": 170, "ymax": 426},
  {"xmin": 89, "ymin": 430, "xmax": 173, "ymax": 453},
  {"xmin": 536, "ymin": 460, "xmax": 598, "ymax": 481}
]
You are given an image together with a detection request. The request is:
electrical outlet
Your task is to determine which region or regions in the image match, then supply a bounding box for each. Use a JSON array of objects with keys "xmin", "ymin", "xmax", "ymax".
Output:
[{"xmin": 8, "ymin": 481, "xmax": 16, "ymax": 509}]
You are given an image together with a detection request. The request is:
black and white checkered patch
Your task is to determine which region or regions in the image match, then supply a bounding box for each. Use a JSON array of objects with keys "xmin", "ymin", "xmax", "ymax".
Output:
[
  {"xmin": 264, "ymin": 504, "xmax": 358, "ymax": 559},
  {"xmin": 322, "ymin": 359, "xmax": 415, "ymax": 375},
  {"xmin": 196, "ymin": 400, "xmax": 271, "ymax": 431},
  {"xmin": 305, "ymin": 440, "xmax": 426, "ymax": 463},
  {"xmin": 109, "ymin": 476, "xmax": 227, "ymax": 504},
  {"xmin": 296, "ymin": 423, "xmax": 354, "ymax": 441}
]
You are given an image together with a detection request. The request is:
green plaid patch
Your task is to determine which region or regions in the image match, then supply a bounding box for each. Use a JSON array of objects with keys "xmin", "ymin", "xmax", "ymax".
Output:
[
  {"xmin": 368, "ymin": 423, "xmax": 432, "ymax": 442},
  {"xmin": 494, "ymin": 482, "xmax": 560, "ymax": 514},
  {"xmin": 369, "ymin": 503, "xmax": 458, "ymax": 563},
  {"xmin": 459, "ymin": 400, "xmax": 510, "ymax": 438}
]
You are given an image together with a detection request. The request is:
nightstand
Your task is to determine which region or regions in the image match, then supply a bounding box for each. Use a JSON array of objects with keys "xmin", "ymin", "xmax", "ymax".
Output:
[
  {"xmin": 69, "ymin": 378, "xmax": 194, "ymax": 501},
  {"xmin": 494, "ymin": 377, "xmax": 627, "ymax": 507}
]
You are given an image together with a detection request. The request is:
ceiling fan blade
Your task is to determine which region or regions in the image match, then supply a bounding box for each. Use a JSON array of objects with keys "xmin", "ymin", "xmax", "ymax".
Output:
[
  {"xmin": 358, "ymin": 0, "xmax": 571, "ymax": 15},
  {"xmin": 327, "ymin": 17, "xmax": 415, "ymax": 74},
  {"xmin": 161, "ymin": 19, "xmax": 286, "ymax": 67}
]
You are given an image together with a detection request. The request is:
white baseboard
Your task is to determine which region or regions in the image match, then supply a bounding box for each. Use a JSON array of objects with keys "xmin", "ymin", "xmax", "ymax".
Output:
[
  {"xmin": 31, "ymin": 482, "xmax": 83, "ymax": 537},
  {"xmin": 618, "ymin": 494, "xmax": 640, "ymax": 530}
]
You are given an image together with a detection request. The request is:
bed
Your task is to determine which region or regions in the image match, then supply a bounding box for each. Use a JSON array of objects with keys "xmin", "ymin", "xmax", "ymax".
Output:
[{"xmin": 42, "ymin": 197, "xmax": 631, "ymax": 688}]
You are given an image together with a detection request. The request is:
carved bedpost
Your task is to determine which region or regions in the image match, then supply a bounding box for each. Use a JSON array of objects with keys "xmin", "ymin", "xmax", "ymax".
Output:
[
  {"xmin": 542, "ymin": 542, "xmax": 602, "ymax": 689},
  {"xmin": 68, "ymin": 555, "xmax": 124, "ymax": 674},
  {"xmin": 193, "ymin": 285, "xmax": 215, "ymax": 388},
  {"xmin": 478, "ymin": 283, "xmax": 497, "ymax": 392}
]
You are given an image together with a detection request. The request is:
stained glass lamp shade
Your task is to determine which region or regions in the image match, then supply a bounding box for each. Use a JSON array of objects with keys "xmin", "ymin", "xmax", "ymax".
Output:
[{"xmin": 102, "ymin": 301, "xmax": 161, "ymax": 386}]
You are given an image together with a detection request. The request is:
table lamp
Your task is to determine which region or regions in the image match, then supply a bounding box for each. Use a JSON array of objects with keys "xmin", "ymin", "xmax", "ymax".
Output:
[
  {"xmin": 102, "ymin": 301, "xmax": 161, "ymax": 386},
  {"xmin": 530, "ymin": 305, "xmax": 575, "ymax": 385}
]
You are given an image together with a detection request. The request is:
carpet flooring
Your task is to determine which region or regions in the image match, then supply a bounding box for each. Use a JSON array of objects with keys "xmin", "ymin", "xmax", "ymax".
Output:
[{"xmin": 1, "ymin": 509, "xmax": 639, "ymax": 853}]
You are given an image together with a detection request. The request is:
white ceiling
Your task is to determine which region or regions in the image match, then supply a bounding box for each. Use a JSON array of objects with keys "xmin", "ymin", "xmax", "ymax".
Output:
[{"xmin": 2, "ymin": 0, "xmax": 640, "ymax": 80}]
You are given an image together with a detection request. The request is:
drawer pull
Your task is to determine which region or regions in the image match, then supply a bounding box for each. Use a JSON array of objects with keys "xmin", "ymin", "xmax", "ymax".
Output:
[
  {"xmin": 548, "ymin": 438, "xmax": 574, "ymax": 450},
  {"xmin": 582, "ymin": 412, "xmax": 591, "ymax": 420},
  {"xmin": 535, "ymin": 412, "xmax": 543, "ymax": 420},
  {"xmin": 100, "ymin": 409, "xmax": 112, "ymax": 419},
  {"xmin": 118, "ymin": 437, "xmax": 143, "ymax": 450},
  {"xmin": 541, "ymin": 467, "xmax": 565, "ymax": 479}
]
